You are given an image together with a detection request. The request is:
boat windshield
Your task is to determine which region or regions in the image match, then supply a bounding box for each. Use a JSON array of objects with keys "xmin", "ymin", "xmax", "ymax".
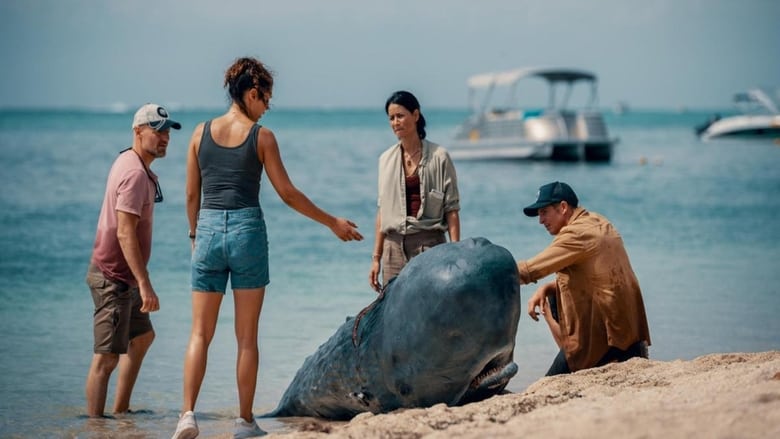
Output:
[{"xmin": 733, "ymin": 88, "xmax": 780, "ymax": 115}]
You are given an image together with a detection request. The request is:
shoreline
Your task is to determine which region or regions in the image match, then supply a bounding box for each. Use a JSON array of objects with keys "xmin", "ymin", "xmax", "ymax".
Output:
[{"xmin": 263, "ymin": 351, "xmax": 780, "ymax": 438}]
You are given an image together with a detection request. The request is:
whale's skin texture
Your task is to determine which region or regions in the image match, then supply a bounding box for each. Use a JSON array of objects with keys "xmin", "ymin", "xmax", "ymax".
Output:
[{"xmin": 266, "ymin": 237, "xmax": 521, "ymax": 420}]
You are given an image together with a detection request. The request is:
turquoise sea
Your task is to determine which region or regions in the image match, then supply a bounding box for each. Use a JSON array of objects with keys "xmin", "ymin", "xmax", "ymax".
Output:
[{"xmin": 0, "ymin": 107, "xmax": 778, "ymax": 438}]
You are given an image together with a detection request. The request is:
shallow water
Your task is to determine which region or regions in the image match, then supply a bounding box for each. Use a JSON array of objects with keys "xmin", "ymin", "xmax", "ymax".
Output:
[{"xmin": 0, "ymin": 108, "xmax": 778, "ymax": 437}]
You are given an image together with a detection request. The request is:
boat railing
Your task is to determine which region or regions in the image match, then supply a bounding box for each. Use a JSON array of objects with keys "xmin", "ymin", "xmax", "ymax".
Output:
[{"xmin": 575, "ymin": 111, "xmax": 609, "ymax": 139}]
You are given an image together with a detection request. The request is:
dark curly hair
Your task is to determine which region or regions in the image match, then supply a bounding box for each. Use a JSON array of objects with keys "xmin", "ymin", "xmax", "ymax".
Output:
[{"xmin": 224, "ymin": 57, "xmax": 274, "ymax": 117}]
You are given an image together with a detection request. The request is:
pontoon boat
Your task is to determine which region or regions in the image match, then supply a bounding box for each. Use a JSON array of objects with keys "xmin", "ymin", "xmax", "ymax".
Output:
[{"xmin": 450, "ymin": 67, "xmax": 617, "ymax": 162}]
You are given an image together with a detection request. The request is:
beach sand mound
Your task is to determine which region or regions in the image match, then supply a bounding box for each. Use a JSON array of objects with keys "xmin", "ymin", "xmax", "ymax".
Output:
[{"xmin": 267, "ymin": 351, "xmax": 780, "ymax": 438}]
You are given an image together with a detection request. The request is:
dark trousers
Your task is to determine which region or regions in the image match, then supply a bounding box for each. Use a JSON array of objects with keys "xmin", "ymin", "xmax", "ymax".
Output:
[{"xmin": 544, "ymin": 294, "xmax": 646, "ymax": 376}]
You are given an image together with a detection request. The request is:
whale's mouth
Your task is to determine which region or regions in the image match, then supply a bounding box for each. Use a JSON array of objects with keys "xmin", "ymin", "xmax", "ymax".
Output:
[
  {"xmin": 470, "ymin": 358, "xmax": 518, "ymax": 391},
  {"xmin": 457, "ymin": 355, "xmax": 518, "ymax": 405}
]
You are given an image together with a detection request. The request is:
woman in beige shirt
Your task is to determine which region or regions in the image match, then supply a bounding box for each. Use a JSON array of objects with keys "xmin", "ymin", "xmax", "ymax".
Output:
[{"xmin": 368, "ymin": 91, "xmax": 461, "ymax": 292}]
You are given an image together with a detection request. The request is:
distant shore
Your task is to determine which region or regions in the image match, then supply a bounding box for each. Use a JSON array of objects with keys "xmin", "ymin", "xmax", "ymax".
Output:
[{"xmin": 264, "ymin": 351, "xmax": 780, "ymax": 438}]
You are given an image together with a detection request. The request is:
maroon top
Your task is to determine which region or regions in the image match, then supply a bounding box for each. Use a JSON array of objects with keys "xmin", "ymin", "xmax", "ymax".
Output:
[{"xmin": 405, "ymin": 173, "xmax": 421, "ymax": 217}]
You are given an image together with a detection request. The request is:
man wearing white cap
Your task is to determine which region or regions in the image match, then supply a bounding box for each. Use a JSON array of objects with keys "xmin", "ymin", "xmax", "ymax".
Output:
[{"xmin": 85, "ymin": 103, "xmax": 181, "ymax": 417}]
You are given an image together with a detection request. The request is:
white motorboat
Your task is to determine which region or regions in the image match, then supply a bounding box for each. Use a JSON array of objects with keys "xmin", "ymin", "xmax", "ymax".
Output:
[
  {"xmin": 696, "ymin": 88, "xmax": 780, "ymax": 141},
  {"xmin": 450, "ymin": 67, "xmax": 618, "ymax": 162}
]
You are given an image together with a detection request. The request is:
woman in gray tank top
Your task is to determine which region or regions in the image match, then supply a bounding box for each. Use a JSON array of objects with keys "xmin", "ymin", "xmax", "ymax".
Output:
[{"xmin": 173, "ymin": 57, "xmax": 363, "ymax": 439}]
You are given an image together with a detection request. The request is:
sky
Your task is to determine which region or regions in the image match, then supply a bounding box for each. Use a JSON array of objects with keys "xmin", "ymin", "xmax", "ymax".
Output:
[{"xmin": 1, "ymin": 0, "xmax": 778, "ymax": 111}]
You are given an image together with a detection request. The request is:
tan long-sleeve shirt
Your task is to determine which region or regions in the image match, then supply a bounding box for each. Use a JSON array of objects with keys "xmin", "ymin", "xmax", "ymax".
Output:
[{"xmin": 518, "ymin": 207, "xmax": 651, "ymax": 371}]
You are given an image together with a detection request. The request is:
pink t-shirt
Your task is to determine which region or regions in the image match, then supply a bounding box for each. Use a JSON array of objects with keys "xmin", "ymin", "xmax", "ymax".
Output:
[{"xmin": 91, "ymin": 150, "xmax": 156, "ymax": 286}]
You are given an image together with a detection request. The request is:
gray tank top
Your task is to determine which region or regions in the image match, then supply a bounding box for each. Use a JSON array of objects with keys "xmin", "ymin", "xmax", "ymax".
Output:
[{"xmin": 199, "ymin": 120, "xmax": 263, "ymax": 209}]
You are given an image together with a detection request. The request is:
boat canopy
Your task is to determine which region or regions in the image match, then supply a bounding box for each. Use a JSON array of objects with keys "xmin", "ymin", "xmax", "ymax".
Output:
[
  {"xmin": 465, "ymin": 67, "xmax": 600, "ymax": 111},
  {"xmin": 467, "ymin": 67, "xmax": 597, "ymax": 89}
]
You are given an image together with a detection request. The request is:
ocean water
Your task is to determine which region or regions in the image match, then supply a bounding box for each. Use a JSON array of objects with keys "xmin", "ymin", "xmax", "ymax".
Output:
[{"xmin": 0, "ymin": 107, "xmax": 778, "ymax": 438}]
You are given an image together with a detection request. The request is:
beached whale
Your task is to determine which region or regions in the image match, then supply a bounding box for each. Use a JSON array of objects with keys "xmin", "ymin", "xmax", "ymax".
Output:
[{"xmin": 265, "ymin": 237, "xmax": 521, "ymax": 420}]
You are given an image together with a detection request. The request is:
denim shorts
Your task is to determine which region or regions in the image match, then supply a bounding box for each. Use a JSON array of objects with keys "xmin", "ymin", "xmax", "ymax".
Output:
[{"xmin": 191, "ymin": 207, "xmax": 270, "ymax": 293}]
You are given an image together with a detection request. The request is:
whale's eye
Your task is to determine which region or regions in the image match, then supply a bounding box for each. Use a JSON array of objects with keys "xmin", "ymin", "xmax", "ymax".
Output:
[{"xmin": 396, "ymin": 382, "xmax": 412, "ymax": 396}]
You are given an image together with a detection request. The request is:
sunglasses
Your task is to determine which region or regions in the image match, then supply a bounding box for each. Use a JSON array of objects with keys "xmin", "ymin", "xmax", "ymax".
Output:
[
  {"xmin": 119, "ymin": 148, "xmax": 163, "ymax": 203},
  {"xmin": 257, "ymin": 88, "xmax": 271, "ymax": 107}
]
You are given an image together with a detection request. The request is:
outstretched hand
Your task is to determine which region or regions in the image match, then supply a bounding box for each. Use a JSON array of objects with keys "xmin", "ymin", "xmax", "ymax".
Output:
[{"xmin": 331, "ymin": 218, "xmax": 364, "ymax": 242}]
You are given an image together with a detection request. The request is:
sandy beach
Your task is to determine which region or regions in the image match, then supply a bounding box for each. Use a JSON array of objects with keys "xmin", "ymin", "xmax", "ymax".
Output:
[{"xmin": 262, "ymin": 351, "xmax": 780, "ymax": 438}]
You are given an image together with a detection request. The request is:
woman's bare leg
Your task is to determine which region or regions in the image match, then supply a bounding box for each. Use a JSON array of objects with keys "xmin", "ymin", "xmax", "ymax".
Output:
[
  {"xmin": 233, "ymin": 287, "xmax": 265, "ymax": 422},
  {"xmin": 181, "ymin": 291, "xmax": 223, "ymax": 412}
]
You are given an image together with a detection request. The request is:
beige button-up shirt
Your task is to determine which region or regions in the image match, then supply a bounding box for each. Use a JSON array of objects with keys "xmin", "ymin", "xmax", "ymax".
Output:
[
  {"xmin": 377, "ymin": 139, "xmax": 460, "ymax": 235},
  {"xmin": 518, "ymin": 207, "xmax": 651, "ymax": 371}
]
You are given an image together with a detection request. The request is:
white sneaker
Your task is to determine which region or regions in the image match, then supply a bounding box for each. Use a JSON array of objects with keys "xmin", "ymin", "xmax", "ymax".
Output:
[
  {"xmin": 233, "ymin": 416, "xmax": 266, "ymax": 438},
  {"xmin": 172, "ymin": 411, "xmax": 199, "ymax": 439}
]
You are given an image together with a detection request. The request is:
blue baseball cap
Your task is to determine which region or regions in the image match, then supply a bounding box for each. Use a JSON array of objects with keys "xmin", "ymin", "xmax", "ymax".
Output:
[{"xmin": 523, "ymin": 181, "xmax": 579, "ymax": 217}]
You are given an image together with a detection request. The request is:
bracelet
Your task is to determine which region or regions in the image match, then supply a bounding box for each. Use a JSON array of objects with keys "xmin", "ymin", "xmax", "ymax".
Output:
[
  {"xmin": 372, "ymin": 254, "xmax": 381, "ymax": 261},
  {"xmin": 188, "ymin": 231, "xmax": 196, "ymax": 239}
]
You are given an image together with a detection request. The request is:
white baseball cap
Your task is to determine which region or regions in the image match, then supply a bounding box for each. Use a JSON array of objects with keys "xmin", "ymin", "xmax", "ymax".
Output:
[{"xmin": 132, "ymin": 103, "xmax": 182, "ymax": 131}]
